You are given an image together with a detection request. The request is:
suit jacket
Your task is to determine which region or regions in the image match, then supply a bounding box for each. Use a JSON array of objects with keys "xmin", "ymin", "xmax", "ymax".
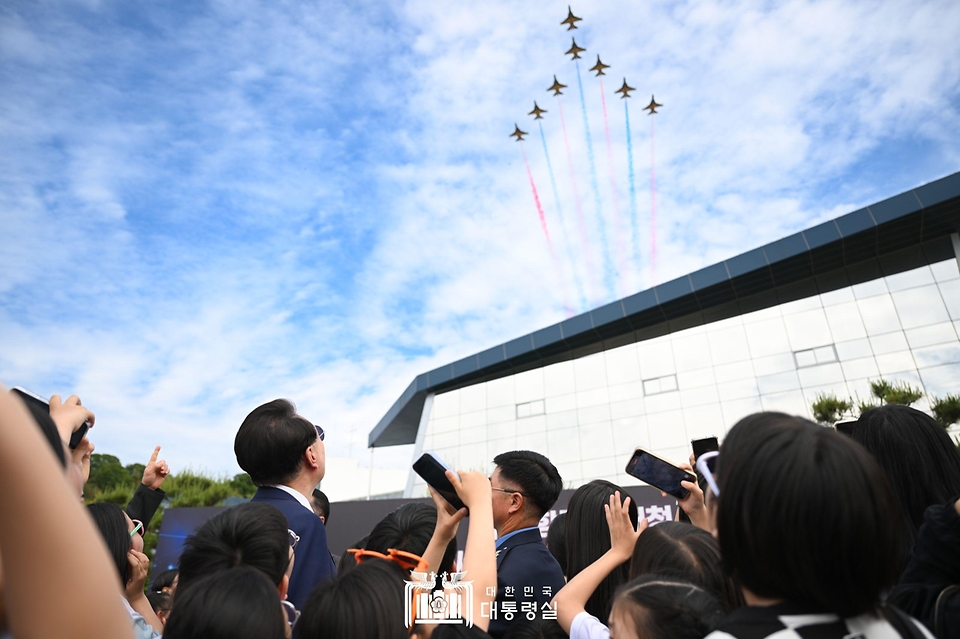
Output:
[
  {"xmin": 125, "ymin": 484, "xmax": 165, "ymax": 527},
  {"xmin": 488, "ymin": 528, "xmax": 566, "ymax": 638},
  {"xmin": 251, "ymin": 486, "xmax": 336, "ymax": 610}
]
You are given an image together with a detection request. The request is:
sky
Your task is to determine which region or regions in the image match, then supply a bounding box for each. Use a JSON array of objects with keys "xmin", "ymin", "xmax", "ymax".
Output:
[{"xmin": 1, "ymin": 0, "xmax": 959, "ymax": 500}]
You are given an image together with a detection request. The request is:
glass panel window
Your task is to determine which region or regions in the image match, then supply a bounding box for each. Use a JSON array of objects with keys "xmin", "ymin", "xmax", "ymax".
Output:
[
  {"xmin": 875, "ymin": 351, "xmax": 917, "ymax": 376},
  {"xmin": 919, "ymin": 363, "xmax": 960, "ymax": 396},
  {"xmin": 794, "ymin": 350, "xmax": 818, "ymax": 368},
  {"xmin": 756, "ymin": 371, "xmax": 801, "ymax": 394},
  {"xmin": 544, "ymin": 361, "xmax": 576, "ymax": 397},
  {"xmin": 930, "ymin": 259, "xmax": 960, "ymax": 282},
  {"xmin": 885, "ymin": 265, "xmax": 935, "ymax": 292},
  {"xmin": 717, "ymin": 378, "xmax": 760, "ymax": 401},
  {"xmin": 798, "ymin": 363, "xmax": 845, "ymax": 387},
  {"xmin": 746, "ymin": 318, "xmax": 792, "ymax": 358},
  {"xmin": 820, "ymin": 288, "xmax": 855, "ymax": 307},
  {"xmin": 912, "ymin": 343, "xmax": 960, "ymax": 368},
  {"xmin": 643, "ymin": 374, "xmax": 678, "ymax": 396},
  {"xmin": 841, "ymin": 357, "xmax": 880, "ymax": 381},
  {"xmin": 836, "ymin": 338, "xmax": 874, "ymax": 361},
  {"xmin": 870, "ymin": 332, "xmax": 909, "ymax": 355},
  {"xmin": 857, "ymin": 295, "xmax": 902, "ymax": 335},
  {"xmin": 783, "ymin": 309, "xmax": 833, "ymax": 351},
  {"xmin": 892, "ymin": 285, "xmax": 950, "ymax": 329},
  {"xmin": 707, "ymin": 325, "xmax": 751, "ymax": 365},
  {"xmin": 940, "ymin": 280, "xmax": 960, "ymax": 320},
  {"xmin": 853, "ymin": 279, "xmax": 888, "ymax": 299},
  {"xmin": 753, "ymin": 353, "xmax": 796, "ymax": 376},
  {"xmin": 672, "ymin": 333, "xmax": 712, "ymax": 372},
  {"xmin": 824, "ymin": 302, "xmax": 868, "ymax": 342},
  {"xmin": 604, "ymin": 346, "xmax": 642, "ymax": 386},
  {"xmin": 515, "ymin": 400, "xmax": 545, "ymax": 419},
  {"xmin": 574, "ymin": 352, "xmax": 608, "ymax": 392},
  {"xmin": 514, "ymin": 369, "xmax": 545, "ymax": 404},
  {"xmin": 905, "ymin": 322, "xmax": 958, "ymax": 349},
  {"xmin": 637, "ymin": 339, "xmax": 676, "ymax": 379}
]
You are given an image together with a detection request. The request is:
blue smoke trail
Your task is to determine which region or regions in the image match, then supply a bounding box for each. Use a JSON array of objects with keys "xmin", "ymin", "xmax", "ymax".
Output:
[
  {"xmin": 625, "ymin": 101, "xmax": 641, "ymax": 273},
  {"xmin": 576, "ymin": 62, "xmax": 615, "ymax": 298},
  {"xmin": 539, "ymin": 122, "xmax": 588, "ymax": 310}
]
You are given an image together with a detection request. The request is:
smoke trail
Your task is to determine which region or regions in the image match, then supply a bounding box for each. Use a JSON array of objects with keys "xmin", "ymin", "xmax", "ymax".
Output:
[
  {"xmin": 575, "ymin": 62, "xmax": 616, "ymax": 298},
  {"xmin": 599, "ymin": 78, "xmax": 626, "ymax": 294},
  {"xmin": 650, "ymin": 116, "xmax": 658, "ymax": 285},
  {"xmin": 557, "ymin": 97, "xmax": 598, "ymax": 302},
  {"xmin": 624, "ymin": 101, "xmax": 641, "ymax": 285},
  {"xmin": 521, "ymin": 142, "xmax": 575, "ymax": 316},
  {"xmin": 539, "ymin": 121, "xmax": 588, "ymax": 310}
]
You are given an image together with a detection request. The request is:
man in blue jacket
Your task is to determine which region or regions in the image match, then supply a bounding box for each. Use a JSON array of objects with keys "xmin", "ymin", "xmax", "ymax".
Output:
[
  {"xmin": 234, "ymin": 399, "xmax": 336, "ymax": 611},
  {"xmin": 488, "ymin": 450, "xmax": 565, "ymax": 638}
]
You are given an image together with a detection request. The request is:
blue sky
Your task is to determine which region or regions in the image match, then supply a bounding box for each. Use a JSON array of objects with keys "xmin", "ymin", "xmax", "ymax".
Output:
[{"xmin": 2, "ymin": 0, "xmax": 959, "ymax": 498}]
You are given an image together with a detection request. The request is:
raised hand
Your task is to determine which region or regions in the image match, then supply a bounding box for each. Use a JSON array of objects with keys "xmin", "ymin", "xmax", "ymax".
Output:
[
  {"xmin": 48, "ymin": 394, "xmax": 94, "ymax": 445},
  {"xmin": 605, "ymin": 491, "xmax": 647, "ymax": 562},
  {"xmin": 141, "ymin": 445, "xmax": 170, "ymax": 490}
]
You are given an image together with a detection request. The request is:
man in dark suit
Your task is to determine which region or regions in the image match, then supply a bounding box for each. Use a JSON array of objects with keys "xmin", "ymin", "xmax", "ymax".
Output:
[
  {"xmin": 234, "ymin": 399, "xmax": 336, "ymax": 611},
  {"xmin": 488, "ymin": 450, "xmax": 565, "ymax": 638}
]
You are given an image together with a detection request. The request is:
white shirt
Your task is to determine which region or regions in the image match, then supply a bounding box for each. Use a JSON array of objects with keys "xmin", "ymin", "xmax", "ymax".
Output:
[
  {"xmin": 570, "ymin": 611, "xmax": 610, "ymax": 639},
  {"xmin": 269, "ymin": 484, "xmax": 314, "ymax": 513}
]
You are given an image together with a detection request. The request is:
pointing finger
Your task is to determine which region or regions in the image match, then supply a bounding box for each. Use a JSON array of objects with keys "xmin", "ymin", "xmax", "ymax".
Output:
[{"xmin": 149, "ymin": 446, "xmax": 161, "ymax": 463}]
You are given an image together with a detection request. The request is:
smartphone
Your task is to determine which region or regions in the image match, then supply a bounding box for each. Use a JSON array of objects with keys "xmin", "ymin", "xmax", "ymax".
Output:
[
  {"xmin": 691, "ymin": 436, "xmax": 719, "ymax": 461},
  {"xmin": 413, "ymin": 451, "xmax": 467, "ymax": 512},
  {"xmin": 625, "ymin": 448, "xmax": 696, "ymax": 500},
  {"xmin": 835, "ymin": 419, "xmax": 857, "ymax": 437},
  {"xmin": 11, "ymin": 387, "xmax": 90, "ymax": 449}
]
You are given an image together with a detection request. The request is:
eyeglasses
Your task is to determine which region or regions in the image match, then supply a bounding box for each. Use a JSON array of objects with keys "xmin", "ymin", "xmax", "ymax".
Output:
[
  {"xmin": 347, "ymin": 547, "xmax": 429, "ymax": 573},
  {"xmin": 491, "ymin": 486, "xmax": 527, "ymax": 497},
  {"xmin": 129, "ymin": 519, "xmax": 144, "ymax": 538},
  {"xmin": 281, "ymin": 600, "xmax": 300, "ymax": 627},
  {"xmin": 288, "ymin": 529, "xmax": 300, "ymax": 550},
  {"xmin": 696, "ymin": 451, "xmax": 720, "ymax": 497}
]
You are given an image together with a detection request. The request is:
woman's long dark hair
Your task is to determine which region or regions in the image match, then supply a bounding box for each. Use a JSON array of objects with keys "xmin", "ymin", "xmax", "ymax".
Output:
[
  {"xmin": 162, "ymin": 566, "xmax": 286, "ymax": 639},
  {"xmin": 853, "ymin": 404, "xmax": 960, "ymax": 548},
  {"xmin": 87, "ymin": 502, "xmax": 132, "ymax": 585},
  {"xmin": 629, "ymin": 521, "xmax": 743, "ymax": 612},
  {"xmin": 565, "ymin": 480, "xmax": 638, "ymax": 621}
]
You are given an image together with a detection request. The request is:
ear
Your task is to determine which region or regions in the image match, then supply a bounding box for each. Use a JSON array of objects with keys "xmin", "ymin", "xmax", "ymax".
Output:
[
  {"xmin": 304, "ymin": 444, "xmax": 319, "ymax": 470},
  {"xmin": 508, "ymin": 492, "xmax": 524, "ymax": 515},
  {"xmin": 320, "ymin": 515, "xmax": 326, "ymax": 525},
  {"xmin": 279, "ymin": 573, "xmax": 290, "ymax": 600}
]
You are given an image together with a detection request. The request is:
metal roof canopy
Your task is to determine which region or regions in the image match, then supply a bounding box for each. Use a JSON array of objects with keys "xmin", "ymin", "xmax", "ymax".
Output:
[{"xmin": 369, "ymin": 172, "xmax": 960, "ymax": 448}]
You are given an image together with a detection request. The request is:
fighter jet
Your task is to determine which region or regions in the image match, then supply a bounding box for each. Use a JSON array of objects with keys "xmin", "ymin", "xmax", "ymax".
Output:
[
  {"xmin": 615, "ymin": 78, "xmax": 635, "ymax": 99},
  {"xmin": 590, "ymin": 56, "xmax": 610, "ymax": 76},
  {"xmin": 510, "ymin": 124, "xmax": 528, "ymax": 141},
  {"xmin": 561, "ymin": 6, "xmax": 582, "ymax": 30},
  {"xmin": 529, "ymin": 102, "xmax": 547, "ymax": 120},
  {"xmin": 566, "ymin": 38, "xmax": 586, "ymax": 60},
  {"xmin": 644, "ymin": 95, "xmax": 663, "ymax": 114},
  {"xmin": 548, "ymin": 75, "xmax": 567, "ymax": 96}
]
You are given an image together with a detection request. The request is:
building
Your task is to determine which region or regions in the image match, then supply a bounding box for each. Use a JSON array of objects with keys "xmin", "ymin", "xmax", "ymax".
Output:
[{"xmin": 369, "ymin": 172, "xmax": 960, "ymax": 497}]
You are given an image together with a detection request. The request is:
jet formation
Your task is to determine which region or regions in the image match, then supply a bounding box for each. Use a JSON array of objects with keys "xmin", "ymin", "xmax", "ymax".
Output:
[{"xmin": 511, "ymin": 6, "xmax": 663, "ymax": 139}]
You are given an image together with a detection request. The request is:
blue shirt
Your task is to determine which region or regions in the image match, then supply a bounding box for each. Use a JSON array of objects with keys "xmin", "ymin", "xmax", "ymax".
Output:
[{"xmin": 496, "ymin": 525, "xmax": 541, "ymax": 548}]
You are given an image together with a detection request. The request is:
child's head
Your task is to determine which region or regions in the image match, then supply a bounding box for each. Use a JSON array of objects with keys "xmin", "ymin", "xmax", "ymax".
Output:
[{"xmin": 608, "ymin": 575, "xmax": 724, "ymax": 639}]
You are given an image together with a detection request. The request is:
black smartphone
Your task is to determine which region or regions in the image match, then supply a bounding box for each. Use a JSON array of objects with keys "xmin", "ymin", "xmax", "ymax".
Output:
[
  {"xmin": 11, "ymin": 387, "xmax": 90, "ymax": 449},
  {"xmin": 691, "ymin": 436, "xmax": 719, "ymax": 461},
  {"xmin": 835, "ymin": 419, "xmax": 857, "ymax": 437},
  {"xmin": 625, "ymin": 448, "xmax": 696, "ymax": 500},
  {"xmin": 413, "ymin": 452, "xmax": 467, "ymax": 512}
]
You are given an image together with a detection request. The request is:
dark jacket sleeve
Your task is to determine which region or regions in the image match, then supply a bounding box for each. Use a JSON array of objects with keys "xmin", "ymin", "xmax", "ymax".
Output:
[
  {"xmin": 890, "ymin": 501, "xmax": 960, "ymax": 638},
  {"xmin": 125, "ymin": 484, "xmax": 166, "ymax": 526}
]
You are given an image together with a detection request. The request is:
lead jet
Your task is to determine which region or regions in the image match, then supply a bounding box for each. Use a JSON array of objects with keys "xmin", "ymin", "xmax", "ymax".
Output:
[
  {"xmin": 566, "ymin": 38, "xmax": 585, "ymax": 60},
  {"xmin": 529, "ymin": 102, "xmax": 547, "ymax": 120},
  {"xmin": 510, "ymin": 124, "xmax": 528, "ymax": 141},
  {"xmin": 548, "ymin": 75, "xmax": 567, "ymax": 96},
  {"xmin": 615, "ymin": 78, "xmax": 635, "ymax": 99},
  {"xmin": 561, "ymin": 6, "xmax": 582, "ymax": 30},
  {"xmin": 644, "ymin": 95, "xmax": 663, "ymax": 114},
  {"xmin": 590, "ymin": 56, "xmax": 610, "ymax": 76}
]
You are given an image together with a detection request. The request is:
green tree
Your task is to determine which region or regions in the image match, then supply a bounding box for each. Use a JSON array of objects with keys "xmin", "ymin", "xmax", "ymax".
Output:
[
  {"xmin": 931, "ymin": 394, "xmax": 960, "ymax": 428},
  {"xmin": 810, "ymin": 393, "xmax": 853, "ymax": 426}
]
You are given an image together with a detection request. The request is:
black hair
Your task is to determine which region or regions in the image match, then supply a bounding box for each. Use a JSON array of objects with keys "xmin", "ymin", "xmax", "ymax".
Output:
[
  {"xmin": 853, "ymin": 404, "xmax": 960, "ymax": 548},
  {"xmin": 628, "ymin": 521, "xmax": 742, "ymax": 612},
  {"xmin": 162, "ymin": 566, "xmax": 287, "ymax": 639},
  {"xmin": 234, "ymin": 398, "xmax": 317, "ymax": 486},
  {"xmin": 87, "ymin": 502, "xmax": 132, "ymax": 585},
  {"xmin": 545, "ymin": 512, "xmax": 567, "ymax": 577},
  {"xmin": 612, "ymin": 574, "xmax": 725, "ymax": 639},
  {"xmin": 500, "ymin": 619, "xmax": 568, "ymax": 639},
  {"xmin": 338, "ymin": 535, "xmax": 368, "ymax": 574},
  {"xmin": 431, "ymin": 625, "xmax": 497, "ymax": 639},
  {"xmin": 366, "ymin": 502, "xmax": 457, "ymax": 574},
  {"xmin": 312, "ymin": 489, "xmax": 331, "ymax": 521},
  {"xmin": 493, "ymin": 450, "xmax": 563, "ymax": 518},
  {"xmin": 177, "ymin": 502, "xmax": 291, "ymax": 598},
  {"xmin": 299, "ymin": 558, "xmax": 408, "ymax": 639},
  {"xmin": 716, "ymin": 412, "xmax": 903, "ymax": 617},
  {"xmin": 565, "ymin": 480, "xmax": 638, "ymax": 621},
  {"xmin": 150, "ymin": 568, "xmax": 178, "ymax": 592},
  {"xmin": 146, "ymin": 591, "xmax": 172, "ymax": 615},
  {"xmin": 17, "ymin": 392, "xmax": 66, "ymax": 468}
]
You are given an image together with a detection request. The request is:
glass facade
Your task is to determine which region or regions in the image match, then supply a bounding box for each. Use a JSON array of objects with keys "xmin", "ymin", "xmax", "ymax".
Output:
[{"xmin": 406, "ymin": 258, "xmax": 960, "ymax": 497}]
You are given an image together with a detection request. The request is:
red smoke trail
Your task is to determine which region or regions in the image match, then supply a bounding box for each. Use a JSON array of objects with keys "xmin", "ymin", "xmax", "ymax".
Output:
[
  {"xmin": 599, "ymin": 79, "xmax": 627, "ymax": 296},
  {"xmin": 650, "ymin": 117, "xmax": 658, "ymax": 285},
  {"xmin": 558, "ymin": 98, "xmax": 598, "ymax": 302},
  {"xmin": 522, "ymin": 143, "xmax": 574, "ymax": 317}
]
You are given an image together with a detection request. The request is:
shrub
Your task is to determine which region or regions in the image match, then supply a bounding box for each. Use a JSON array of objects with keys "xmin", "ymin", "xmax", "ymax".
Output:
[
  {"xmin": 811, "ymin": 393, "xmax": 853, "ymax": 425},
  {"xmin": 931, "ymin": 394, "xmax": 960, "ymax": 428}
]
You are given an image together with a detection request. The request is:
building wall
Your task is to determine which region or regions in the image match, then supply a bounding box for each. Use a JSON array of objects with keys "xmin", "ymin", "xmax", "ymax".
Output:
[{"xmin": 406, "ymin": 258, "xmax": 960, "ymax": 497}]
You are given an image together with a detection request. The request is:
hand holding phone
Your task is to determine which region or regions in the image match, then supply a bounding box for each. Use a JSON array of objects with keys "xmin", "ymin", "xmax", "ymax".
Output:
[
  {"xmin": 413, "ymin": 452, "xmax": 467, "ymax": 512},
  {"xmin": 12, "ymin": 388, "xmax": 93, "ymax": 450},
  {"xmin": 691, "ymin": 436, "xmax": 719, "ymax": 461},
  {"xmin": 625, "ymin": 448, "xmax": 697, "ymax": 500}
]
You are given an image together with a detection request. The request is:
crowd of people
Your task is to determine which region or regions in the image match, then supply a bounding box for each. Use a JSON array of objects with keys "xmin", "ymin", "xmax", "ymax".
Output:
[{"xmin": 1, "ymin": 384, "xmax": 959, "ymax": 639}]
